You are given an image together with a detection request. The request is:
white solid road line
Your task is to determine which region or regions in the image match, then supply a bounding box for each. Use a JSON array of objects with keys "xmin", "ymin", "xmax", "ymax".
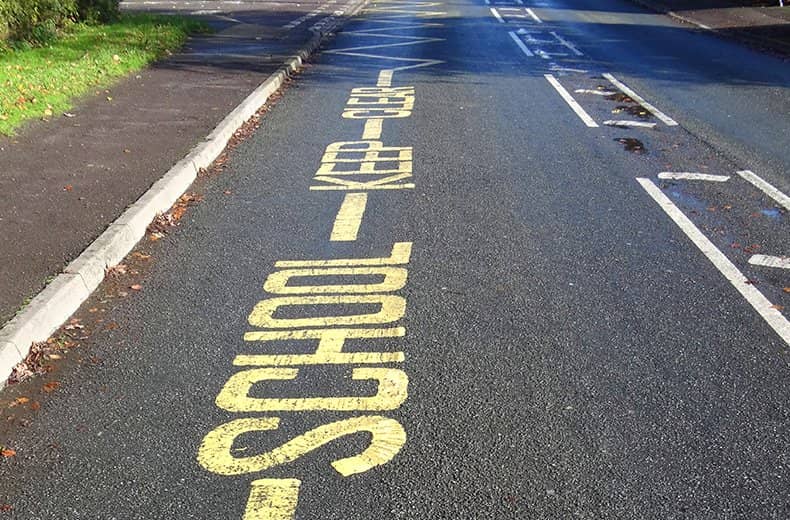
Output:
[
  {"xmin": 749, "ymin": 255, "xmax": 790, "ymax": 269},
  {"xmin": 490, "ymin": 7, "xmax": 505, "ymax": 22},
  {"xmin": 509, "ymin": 31, "xmax": 534, "ymax": 57},
  {"xmin": 544, "ymin": 74, "xmax": 598, "ymax": 127},
  {"xmin": 575, "ymin": 89, "xmax": 617, "ymax": 95},
  {"xmin": 603, "ymin": 73, "xmax": 678, "ymax": 126},
  {"xmin": 550, "ymin": 31, "xmax": 583, "ymax": 55},
  {"xmin": 526, "ymin": 8, "xmax": 543, "ymax": 22},
  {"xmin": 603, "ymin": 120, "xmax": 657, "ymax": 129},
  {"xmin": 658, "ymin": 172, "xmax": 731, "ymax": 182},
  {"xmin": 737, "ymin": 170, "xmax": 790, "ymax": 211},
  {"xmin": 637, "ymin": 178, "xmax": 790, "ymax": 347}
]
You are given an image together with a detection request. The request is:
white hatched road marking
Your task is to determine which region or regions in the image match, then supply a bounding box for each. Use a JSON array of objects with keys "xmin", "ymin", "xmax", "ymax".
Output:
[
  {"xmin": 658, "ymin": 172, "xmax": 731, "ymax": 182},
  {"xmin": 749, "ymin": 255, "xmax": 790, "ymax": 270},
  {"xmin": 603, "ymin": 73, "xmax": 678, "ymax": 126},
  {"xmin": 737, "ymin": 170, "xmax": 790, "ymax": 211},
  {"xmin": 638, "ymin": 178, "xmax": 790, "ymax": 347},
  {"xmin": 509, "ymin": 31, "xmax": 534, "ymax": 56},
  {"xmin": 544, "ymin": 74, "xmax": 598, "ymax": 127}
]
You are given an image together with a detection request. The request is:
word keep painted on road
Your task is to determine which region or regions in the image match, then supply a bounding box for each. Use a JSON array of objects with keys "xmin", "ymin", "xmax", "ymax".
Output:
[{"xmin": 197, "ymin": 0, "xmax": 445, "ymax": 517}]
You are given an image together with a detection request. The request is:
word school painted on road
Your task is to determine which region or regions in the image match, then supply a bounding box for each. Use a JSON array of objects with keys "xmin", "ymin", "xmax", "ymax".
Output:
[{"xmin": 198, "ymin": 243, "xmax": 414, "ymax": 518}]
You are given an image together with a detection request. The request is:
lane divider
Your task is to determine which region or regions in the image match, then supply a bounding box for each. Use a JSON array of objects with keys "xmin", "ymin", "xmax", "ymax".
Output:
[
  {"xmin": 637, "ymin": 177, "xmax": 790, "ymax": 347},
  {"xmin": 544, "ymin": 74, "xmax": 598, "ymax": 127}
]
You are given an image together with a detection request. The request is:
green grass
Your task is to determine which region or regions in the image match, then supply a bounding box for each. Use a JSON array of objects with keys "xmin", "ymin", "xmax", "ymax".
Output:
[{"xmin": 0, "ymin": 14, "xmax": 210, "ymax": 135}]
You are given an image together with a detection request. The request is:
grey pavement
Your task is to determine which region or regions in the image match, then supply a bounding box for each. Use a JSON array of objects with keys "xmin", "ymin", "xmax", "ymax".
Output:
[{"xmin": 0, "ymin": 0, "xmax": 788, "ymax": 518}]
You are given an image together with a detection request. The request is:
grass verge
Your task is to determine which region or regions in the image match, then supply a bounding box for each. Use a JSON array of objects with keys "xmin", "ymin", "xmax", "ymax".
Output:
[{"xmin": 0, "ymin": 14, "xmax": 210, "ymax": 135}]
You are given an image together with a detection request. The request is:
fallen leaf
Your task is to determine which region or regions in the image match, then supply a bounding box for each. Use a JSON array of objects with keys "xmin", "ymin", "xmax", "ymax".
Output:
[
  {"xmin": 42, "ymin": 381, "xmax": 60, "ymax": 393},
  {"xmin": 132, "ymin": 252, "xmax": 151, "ymax": 260},
  {"xmin": 130, "ymin": 284, "xmax": 142, "ymax": 291},
  {"xmin": 104, "ymin": 322, "xmax": 119, "ymax": 330},
  {"xmin": 1, "ymin": 449, "xmax": 15, "ymax": 458},
  {"xmin": 112, "ymin": 54, "xmax": 121, "ymax": 63},
  {"xmin": 784, "ymin": 287, "xmax": 790, "ymax": 294},
  {"xmin": 123, "ymin": 149, "xmax": 131, "ymax": 154},
  {"xmin": 64, "ymin": 184, "xmax": 73, "ymax": 192},
  {"xmin": 30, "ymin": 402, "xmax": 40, "ymax": 411},
  {"xmin": 63, "ymin": 112, "xmax": 76, "ymax": 118},
  {"xmin": 771, "ymin": 305, "xmax": 784, "ymax": 311},
  {"xmin": 223, "ymin": 190, "xmax": 232, "ymax": 195},
  {"xmin": 8, "ymin": 397, "xmax": 29, "ymax": 407},
  {"xmin": 0, "ymin": 503, "xmax": 13, "ymax": 512}
]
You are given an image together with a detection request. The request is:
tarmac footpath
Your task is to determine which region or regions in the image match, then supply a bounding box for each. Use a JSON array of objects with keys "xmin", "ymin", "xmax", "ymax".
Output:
[{"xmin": 0, "ymin": 0, "xmax": 365, "ymax": 378}]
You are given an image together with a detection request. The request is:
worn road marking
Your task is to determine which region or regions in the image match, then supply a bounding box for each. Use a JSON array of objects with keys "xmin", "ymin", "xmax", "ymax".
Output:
[
  {"xmin": 749, "ymin": 255, "xmax": 790, "ymax": 269},
  {"xmin": 363, "ymin": 118, "xmax": 384, "ymax": 139},
  {"xmin": 331, "ymin": 193, "xmax": 369, "ymax": 241},
  {"xmin": 550, "ymin": 31, "xmax": 582, "ymax": 55},
  {"xmin": 509, "ymin": 31, "xmax": 534, "ymax": 57},
  {"xmin": 526, "ymin": 8, "xmax": 542, "ymax": 22},
  {"xmin": 658, "ymin": 172, "xmax": 730, "ymax": 182},
  {"xmin": 737, "ymin": 170, "xmax": 790, "ymax": 211},
  {"xmin": 638, "ymin": 178, "xmax": 790, "ymax": 347},
  {"xmin": 544, "ymin": 74, "xmax": 598, "ymax": 127},
  {"xmin": 603, "ymin": 73, "xmax": 678, "ymax": 126},
  {"xmin": 244, "ymin": 479, "xmax": 301, "ymax": 520},
  {"xmin": 490, "ymin": 7, "xmax": 505, "ymax": 22},
  {"xmin": 575, "ymin": 88, "xmax": 616, "ymax": 96},
  {"xmin": 603, "ymin": 120, "xmax": 657, "ymax": 129}
]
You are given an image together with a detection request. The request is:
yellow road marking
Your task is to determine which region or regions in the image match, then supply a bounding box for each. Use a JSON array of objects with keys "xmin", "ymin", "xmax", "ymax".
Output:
[
  {"xmin": 275, "ymin": 241, "xmax": 412, "ymax": 268},
  {"xmin": 240, "ymin": 327, "xmax": 406, "ymax": 366},
  {"xmin": 244, "ymin": 479, "xmax": 301, "ymax": 520},
  {"xmin": 198, "ymin": 416, "xmax": 407, "ymax": 477},
  {"xmin": 330, "ymin": 193, "xmax": 368, "ymax": 241},
  {"xmin": 263, "ymin": 266, "xmax": 407, "ymax": 294},
  {"xmin": 248, "ymin": 294, "xmax": 406, "ymax": 329},
  {"xmin": 215, "ymin": 367, "xmax": 408, "ymax": 412},
  {"xmin": 378, "ymin": 70, "xmax": 394, "ymax": 87},
  {"xmin": 362, "ymin": 118, "xmax": 384, "ymax": 139}
]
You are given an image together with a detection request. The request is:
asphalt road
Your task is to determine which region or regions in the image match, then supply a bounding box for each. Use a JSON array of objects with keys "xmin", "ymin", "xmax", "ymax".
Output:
[{"xmin": 1, "ymin": 0, "xmax": 789, "ymax": 518}]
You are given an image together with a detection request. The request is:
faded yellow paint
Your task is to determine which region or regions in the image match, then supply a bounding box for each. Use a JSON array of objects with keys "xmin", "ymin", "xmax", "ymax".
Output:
[
  {"xmin": 243, "ymin": 479, "xmax": 301, "ymax": 520},
  {"xmin": 362, "ymin": 118, "xmax": 383, "ymax": 140},
  {"xmin": 239, "ymin": 327, "xmax": 406, "ymax": 366},
  {"xmin": 263, "ymin": 266, "xmax": 407, "ymax": 294},
  {"xmin": 377, "ymin": 70, "xmax": 394, "ymax": 87},
  {"xmin": 330, "ymin": 193, "xmax": 368, "ymax": 242},
  {"xmin": 215, "ymin": 367, "xmax": 408, "ymax": 412},
  {"xmin": 275, "ymin": 242, "xmax": 412, "ymax": 268},
  {"xmin": 197, "ymin": 415, "xmax": 406, "ymax": 477},
  {"xmin": 248, "ymin": 294, "xmax": 406, "ymax": 329}
]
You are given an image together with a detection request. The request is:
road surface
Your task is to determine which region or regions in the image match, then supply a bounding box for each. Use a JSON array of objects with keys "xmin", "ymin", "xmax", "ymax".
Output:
[{"xmin": 1, "ymin": 0, "xmax": 789, "ymax": 518}]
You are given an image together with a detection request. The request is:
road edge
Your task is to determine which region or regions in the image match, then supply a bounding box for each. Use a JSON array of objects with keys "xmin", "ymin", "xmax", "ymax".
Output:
[{"xmin": 0, "ymin": 1, "xmax": 368, "ymax": 386}]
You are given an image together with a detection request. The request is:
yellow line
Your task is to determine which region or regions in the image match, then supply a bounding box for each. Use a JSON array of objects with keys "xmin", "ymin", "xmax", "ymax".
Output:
[
  {"xmin": 244, "ymin": 479, "xmax": 301, "ymax": 520},
  {"xmin": 330, "ymin": 192, "xmax": 368, "ymax": 241},
  {"xmin": 362, "ymin": 118, "xmax": 384, "ymax": 139},
  {"xmin": 377, "ymin": 69, "xmax": 394, "ymax": 87}
]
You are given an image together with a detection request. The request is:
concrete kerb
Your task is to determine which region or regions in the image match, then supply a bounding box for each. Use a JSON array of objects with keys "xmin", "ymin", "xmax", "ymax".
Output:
[{"xmin": 0, "ymin": 0, "xmax": 368, "ymax": 386}]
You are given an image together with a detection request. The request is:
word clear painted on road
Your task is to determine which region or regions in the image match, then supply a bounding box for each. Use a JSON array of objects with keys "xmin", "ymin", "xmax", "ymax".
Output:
[
  {"xmin": 198, "ymin": 243, "xmax": 414, "ymax": 518},
  {"xmin": 311, "ymin": 140, "xmax": 415, "ymax": 191},
  {"xmin": 343, "ymin": 86, "xmax": 415, "ymax": 118}
]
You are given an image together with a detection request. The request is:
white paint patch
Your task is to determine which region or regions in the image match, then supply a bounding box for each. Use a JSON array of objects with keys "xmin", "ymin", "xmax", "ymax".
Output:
[
  {"xmin": 749, "ymin": 255, "xmax": 790, "ymax": 270},
  {"xmin": 603, "ymin": 120, "xmax": 657, "ymax": 129},
  {"xmin": 549, "ymin": 64, "xmax": 588, "ymax": 74},
  {"xmin": 637, "ymin": 177, "xmax": 790, "ymax": 347},
  {"xmin": 603, "ymin": 73, "xmax": 678, "ymax": 126},
  {"xmin": 550, "ymin": 31, "xmax": 583, "ymax": 55},
  {"xmin": 575, "ymin": 89, "xmax": 617, "ymax": 96},
  {"xmin": 658, "ymin": 172, "xmax": 731, "ymax": 182},
  {"xmin": 737, "ymin": 170, "xmax": 790, "ymax": 211},
  {"xmin": 526, "ymin": 8, "xmax": 543, "ymax": 22},
  {"xmin": 490, "ymin": 7, "xmax": 505, "ymax": 22},
  {"xmin": 544, "ymin": 74, "xmax": 598, "ymax": 127},
  {"xmin": 509, "ymin": 31, "xmax": 534, "ymax": 57}
]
